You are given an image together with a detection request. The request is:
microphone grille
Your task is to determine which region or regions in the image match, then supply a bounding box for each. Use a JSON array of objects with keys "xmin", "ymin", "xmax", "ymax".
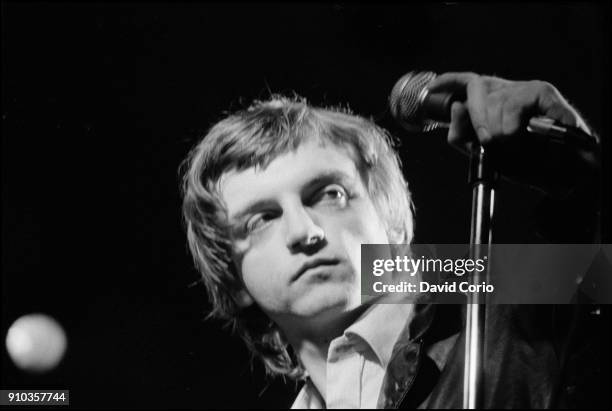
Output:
[{"xmin": 389, "ymin": 71, "xmax": 438, "ymax": 131}]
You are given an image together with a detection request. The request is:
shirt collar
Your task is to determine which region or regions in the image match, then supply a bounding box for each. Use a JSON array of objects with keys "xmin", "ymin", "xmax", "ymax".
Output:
[
  {"xmin": 290, "ymin": 302, "xmax": 415, "ymax": 409},
  {"xmin": 343, "ymin": 301, "xmax": 415, "ymax": 368},
  {"xmin": 291, "ymin": 379, "xmax": 324, "ymax": 409}
]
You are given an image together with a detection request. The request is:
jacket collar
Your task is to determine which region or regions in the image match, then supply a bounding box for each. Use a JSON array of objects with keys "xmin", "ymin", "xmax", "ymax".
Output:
[{"xmin": 377, "ymin": 302, "xmax": 463, "ymax": 408}]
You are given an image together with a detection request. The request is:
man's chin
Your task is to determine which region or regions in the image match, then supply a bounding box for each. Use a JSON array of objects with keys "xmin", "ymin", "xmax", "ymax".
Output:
[{"xmin": 291, "ymin": 287, "xmax": 363, "ymax": 321}]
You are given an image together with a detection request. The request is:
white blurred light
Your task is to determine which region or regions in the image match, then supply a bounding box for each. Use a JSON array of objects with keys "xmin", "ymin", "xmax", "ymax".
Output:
[{"xmin": 5, "ymin": 313, "xmax": 67, "ymax": 373}]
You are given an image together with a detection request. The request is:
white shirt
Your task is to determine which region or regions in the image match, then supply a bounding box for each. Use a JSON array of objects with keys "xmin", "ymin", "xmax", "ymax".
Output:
[{"xmin": 291, "ymin": 303, "xmax": 415, "ymax": 409}]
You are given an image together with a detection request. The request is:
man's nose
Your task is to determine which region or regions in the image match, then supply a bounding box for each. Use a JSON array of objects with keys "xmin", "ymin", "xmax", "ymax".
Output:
[{"xmin": 284, "ymin": 205, "xmax": 326, "ymax": 252}]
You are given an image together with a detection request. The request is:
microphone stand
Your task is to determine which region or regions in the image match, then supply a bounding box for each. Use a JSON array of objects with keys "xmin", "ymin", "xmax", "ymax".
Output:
[{"xmin": 463, "ymin": 145, "xmax": 497, "ymax": 409}]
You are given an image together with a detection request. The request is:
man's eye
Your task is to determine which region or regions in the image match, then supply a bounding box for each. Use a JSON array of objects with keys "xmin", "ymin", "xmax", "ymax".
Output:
[
  {"xmin": 314, "ymin": 185, "xmax": 348, "ymax": 206},
  {"xmin": 245, "ymin": 213, "xmax": 274, "ymax": 234}
]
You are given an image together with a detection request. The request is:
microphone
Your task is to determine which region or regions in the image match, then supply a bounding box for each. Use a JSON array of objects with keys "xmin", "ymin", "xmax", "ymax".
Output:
[{"xmin": 389, "ymin": 71, "xmax": 597, "ymax": 149}]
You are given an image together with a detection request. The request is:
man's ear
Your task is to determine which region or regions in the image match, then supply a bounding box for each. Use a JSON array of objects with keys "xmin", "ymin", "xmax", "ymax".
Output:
[{"xmin": 235, "ymin": 289, "xmax": 254, "ymax": 308}]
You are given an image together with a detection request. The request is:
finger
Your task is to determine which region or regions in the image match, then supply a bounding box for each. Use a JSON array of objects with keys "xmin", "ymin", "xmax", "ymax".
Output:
[
  {"xmin": 465, "ymin": 76, "xmax": 492, "ymax": 144},
  {"xmin": 429, "ymin": 72, "xmax": 512, "ymax": 93},
  {"xmin": 502, "ymin": 81, "xmax": 580, "ymax": 134},
  {"xmin": 501, "ymin": 97, "xmax": 525, "ymax": 136},
  {"xmin": 480, "ymin": 75, "xmax": 513, "ymax": 92},
  {"xmin": 533, "ymin": 81, "xmax": 573, "ymax": 122},
  {"xmin": 448, "ymin": 101, "xmax": 472, "ymax": 154},
  {"xmin": 534, "ymin": 81, "xmax": 583, "ymax": 128},
  {"xmin": 486, "ymin": 91, "xmax": 505, "ymax": 139},
  {"xmin": 427, "ymin": 72, "xmax": 478, "ymax": 93}
]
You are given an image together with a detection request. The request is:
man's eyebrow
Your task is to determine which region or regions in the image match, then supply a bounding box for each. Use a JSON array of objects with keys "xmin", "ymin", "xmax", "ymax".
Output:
[
  {"xmin": 228, "ymin": 199, "xmax": 277, "ymax": 225},
  {"xmin": 302, "ymin": 170, "xmax": 356, "ymax": 192},
  {"xmin": 228, "ymin": 170, "xmax": 357, "ymax": 224}
]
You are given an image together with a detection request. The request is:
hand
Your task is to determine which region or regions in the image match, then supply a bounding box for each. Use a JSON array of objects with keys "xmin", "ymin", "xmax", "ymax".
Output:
[
  {"xmin": 427, "ymin": 72, "xmax": 593, "ymax": 151},
  {"xmin": 427, "ymin": 72, "xmax": 599, "ymax": 194}
]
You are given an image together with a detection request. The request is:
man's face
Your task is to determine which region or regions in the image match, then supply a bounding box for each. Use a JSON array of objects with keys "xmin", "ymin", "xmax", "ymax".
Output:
[{"xmin": 220, "ymin": 139, "xmax": 389, "ymax": 323}]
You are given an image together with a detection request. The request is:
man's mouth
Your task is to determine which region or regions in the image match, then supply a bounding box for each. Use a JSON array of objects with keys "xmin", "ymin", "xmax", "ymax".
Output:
[{"xmin": 291, "ymin": 258, "xmax": 340, "ymax": 282}]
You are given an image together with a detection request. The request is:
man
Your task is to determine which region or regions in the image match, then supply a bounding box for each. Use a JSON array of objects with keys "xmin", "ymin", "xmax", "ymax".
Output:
[{"xmin": 180, "ymin": 73, "xmax": 605, "ymax": 408}]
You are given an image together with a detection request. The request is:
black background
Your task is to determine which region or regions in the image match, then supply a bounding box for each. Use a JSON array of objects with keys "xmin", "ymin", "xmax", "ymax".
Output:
[{"xmin": 1, "ymin": 2, "xmax": 610, "ymax": 409}]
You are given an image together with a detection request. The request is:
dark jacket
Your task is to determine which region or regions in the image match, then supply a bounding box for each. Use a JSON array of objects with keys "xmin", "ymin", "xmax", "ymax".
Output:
[
  {"xmin": 378, "ymin": 131, "xmax": 607, "ymax": 409},
  {"xmin": 377, "ymin": 302, "xmax": 610, "ymax": 409}
]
